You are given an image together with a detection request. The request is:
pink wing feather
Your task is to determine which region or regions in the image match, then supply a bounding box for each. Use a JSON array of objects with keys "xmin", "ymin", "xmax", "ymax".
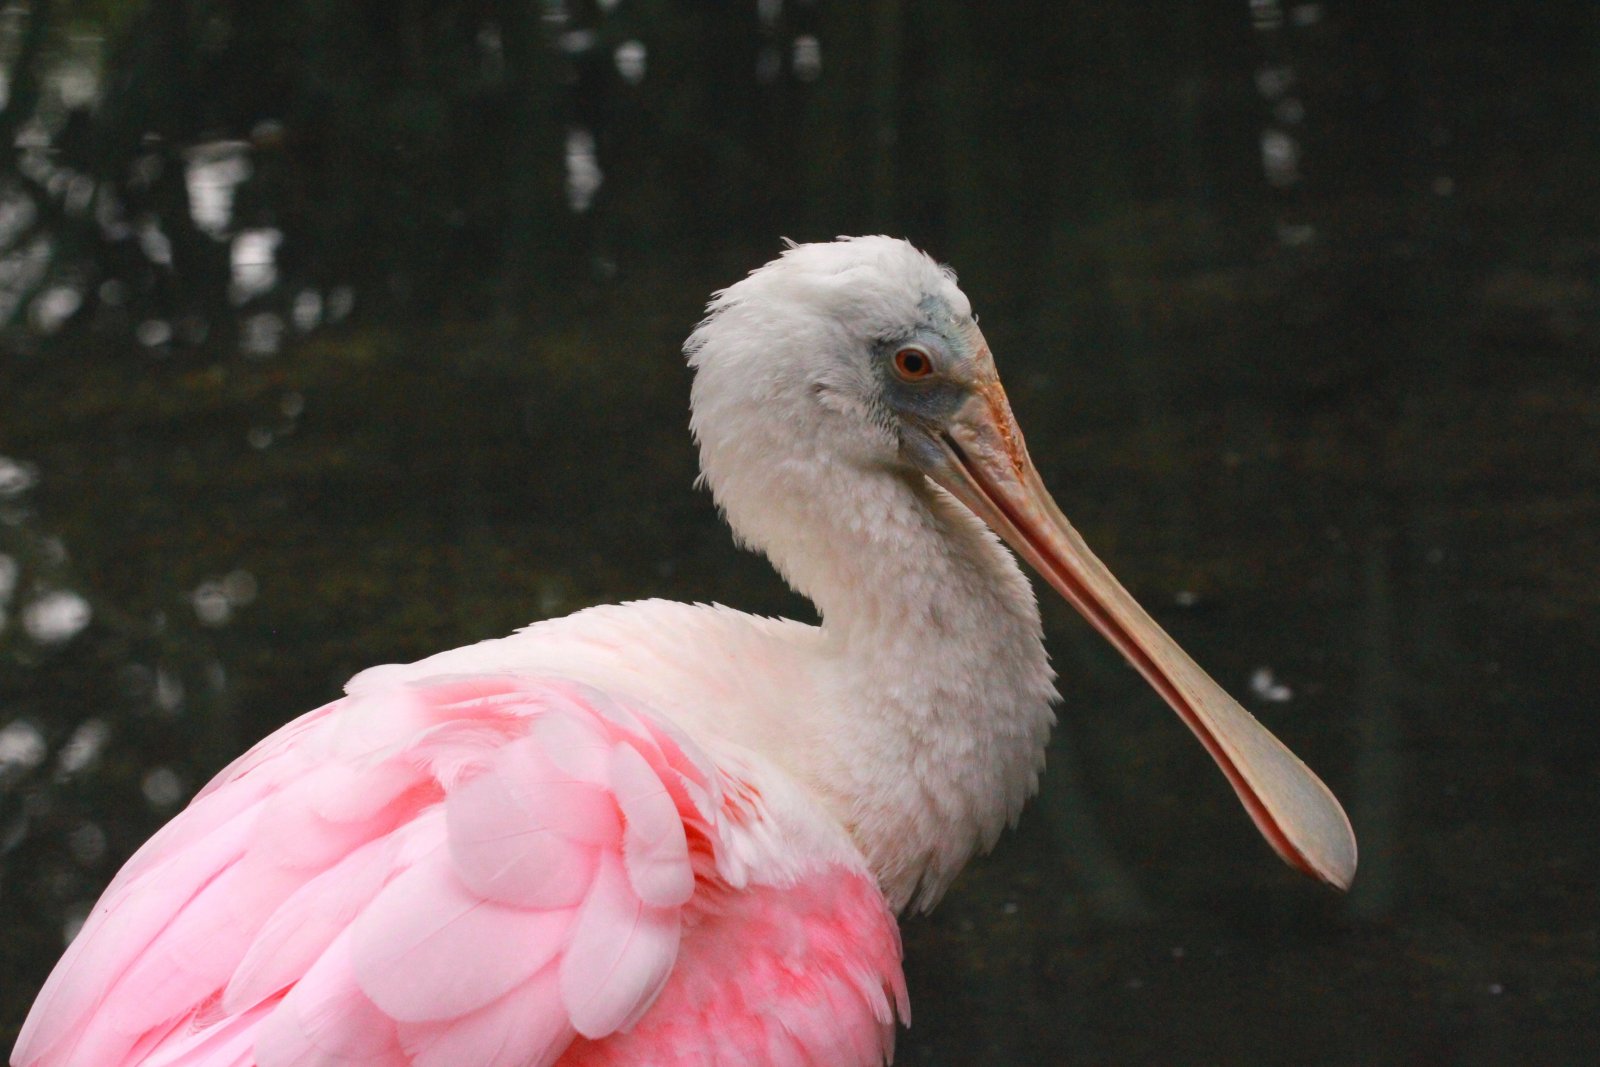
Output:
[{"xmin": 10, "ymin": 675, "xmax": 905, "ymax": 1067}]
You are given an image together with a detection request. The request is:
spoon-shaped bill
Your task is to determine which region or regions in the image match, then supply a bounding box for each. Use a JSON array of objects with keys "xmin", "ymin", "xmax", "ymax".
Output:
[{"xmin": 920, "ymin": 372, "xmax": 1357, "ymax": 891}]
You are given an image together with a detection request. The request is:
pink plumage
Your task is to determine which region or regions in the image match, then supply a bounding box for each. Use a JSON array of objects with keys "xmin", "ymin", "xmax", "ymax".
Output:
[{"xmin": 13, "ymin": 676, "xmax": 906, "ymax": 1067}]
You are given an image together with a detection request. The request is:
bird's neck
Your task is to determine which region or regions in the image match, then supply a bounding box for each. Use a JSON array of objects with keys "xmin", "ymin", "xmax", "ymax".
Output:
[{"xmin": 718, "ymin": 452, "xmax": 1058, "ymax": 912}]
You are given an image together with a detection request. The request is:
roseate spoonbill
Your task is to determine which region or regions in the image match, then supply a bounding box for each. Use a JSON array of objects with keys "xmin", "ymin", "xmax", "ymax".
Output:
[{"xmin": 12, "ymin": 236, "xmax": 1356, "ymax": 1067}]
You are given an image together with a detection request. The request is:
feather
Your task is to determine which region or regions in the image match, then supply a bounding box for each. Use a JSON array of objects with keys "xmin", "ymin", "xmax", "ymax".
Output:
[
  {"xmin": 559, "ymin": 851, "xmax": 681, "ymax": 1038},
  {"xmin": 350, "ymin": 859, "xmax": 571, "ymax": 1023},
  {"xmin": 395, "ymin": 967, "xmax": 572, "ymax": 1067},
  {"xmin": 138, "ymin": 1002, "xmax": 273, "ymax": 1067},
  {"xmin": 444, "ymin": 746, "xmax": 604, "ymax": 909},
  {"xmin": 610, "ymin": 742, "xmax": 694, "ymax": 908},
  {"xmin": 254, "ymin": 931, "xmax": 405, "ymax": 1067},
  {"xmin": 526, "ymin": 702, "xmax": 616, "ymax": 783},
  {"xmin": 224, "ymin": 830, "xmax": 404, "ymax": 1013},
  {"xmin": 14, "ymin": 669, "xmax": 907, "ymax": 1067},
  {"xmin": 11, "ymin": 798, "xmax": 266, "ymax": 1064},
  {"xmin": 98, "ymin": 860, "xmax": 297, "ymax": 1037}
]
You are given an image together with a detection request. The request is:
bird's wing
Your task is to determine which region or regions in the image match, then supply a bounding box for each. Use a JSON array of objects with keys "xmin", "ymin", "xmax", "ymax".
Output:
[
  {"xmin": 11, "ymin": 674, "xmax": 905, "ymax": 1067},
  {"xmin": 557, "ymin": 868, "xmax": 906, "ymax": 1067}
]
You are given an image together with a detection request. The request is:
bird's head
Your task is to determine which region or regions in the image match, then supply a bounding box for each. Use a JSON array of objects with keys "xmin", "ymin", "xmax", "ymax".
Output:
[
  {"xmin": 686, "ymin": 236, "xmax": 1040, "ymax": 513},
  {"xmin": 686, "ymin": 235, "xmax": 981, "ymax": 473},
  {"xmin": 687, "ymin": 236, "xmax": 1357, "ymax": 892}
]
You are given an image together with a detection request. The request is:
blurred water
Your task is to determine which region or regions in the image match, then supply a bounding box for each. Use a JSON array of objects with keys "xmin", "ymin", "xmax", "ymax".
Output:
[{"xmin": 1, "ymin": 3, "xmax": 1596, "ymax": 1064}]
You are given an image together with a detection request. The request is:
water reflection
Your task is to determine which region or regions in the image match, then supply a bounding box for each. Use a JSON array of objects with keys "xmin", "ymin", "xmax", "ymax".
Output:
[
  {"xmin": 230, "ymin": 228, "xmax": 281, "ymax": 303},
  {"xmin": 55, "ymin": 719, "xmax": 108, "ymax": 777},
  {"xmin": 564, "ymin": 127, "xmax": 602, "ymax": 212},
  {"xmin": 184, "ymin": 142, "xmax": 251, "ymax": 237},
  {"xmin": 0, "ymin": 719, "xmax": 46, "ymax": 780},
  {"xmin": 190, "ymin": 571, "xmax": 252, "ymax": 627},
  {"xmin": 614, "ymin": 39, "xmax": 647, "ymax": 85},
  {"xmin": 792, "ymin": 34, "xmax": 822, "ymax": 81},
  {"xmin": 20, "ymin": 589, "xmax": 89, "ymax": 644}
]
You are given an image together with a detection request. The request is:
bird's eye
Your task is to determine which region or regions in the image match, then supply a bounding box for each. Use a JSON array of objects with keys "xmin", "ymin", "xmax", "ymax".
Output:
[{"xmin": 892, "ymin": 346, "xmax": 935, "ymax": 382}]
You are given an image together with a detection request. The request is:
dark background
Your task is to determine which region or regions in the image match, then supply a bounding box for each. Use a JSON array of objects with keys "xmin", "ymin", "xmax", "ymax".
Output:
[{"xmin": 1, "ymin": 2, "xmax": 1596, "ymax": 1063}]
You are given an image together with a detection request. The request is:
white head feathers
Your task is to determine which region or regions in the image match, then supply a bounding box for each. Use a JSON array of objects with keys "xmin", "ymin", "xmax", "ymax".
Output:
[
  {"xmin": 690, "ymin": 236, "xmax": 969, "ymax": 351},
  {"xmin": 683, "ymin": 236, "xmax": 973, "ymax": 569}
]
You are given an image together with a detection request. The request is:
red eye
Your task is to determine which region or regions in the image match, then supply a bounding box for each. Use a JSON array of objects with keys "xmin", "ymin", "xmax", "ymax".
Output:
[{"xmin": 893, "ymin": 347, "xmax": 934, "ymax": 381}]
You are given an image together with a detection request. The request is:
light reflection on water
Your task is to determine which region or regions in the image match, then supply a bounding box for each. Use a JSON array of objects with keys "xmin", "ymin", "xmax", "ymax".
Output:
[
  {"xmin": 20, "ymin": 590, "xmax": 90, "ymax": 644},
  {"xmin": 185, "ymin": 142, "xmax": 252, "ymax": 237}
]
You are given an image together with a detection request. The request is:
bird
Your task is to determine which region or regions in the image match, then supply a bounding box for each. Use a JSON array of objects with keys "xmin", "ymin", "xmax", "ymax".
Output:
[{"xmin": 11, "ymin": 236, "xmax": 1356, "ymax": 1067}]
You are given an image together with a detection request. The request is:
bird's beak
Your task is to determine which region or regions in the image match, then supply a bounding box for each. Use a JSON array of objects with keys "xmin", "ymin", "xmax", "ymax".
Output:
[{"xmin": 920, "ymin": 343, "xmax": 1358, "ymax": 890}]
